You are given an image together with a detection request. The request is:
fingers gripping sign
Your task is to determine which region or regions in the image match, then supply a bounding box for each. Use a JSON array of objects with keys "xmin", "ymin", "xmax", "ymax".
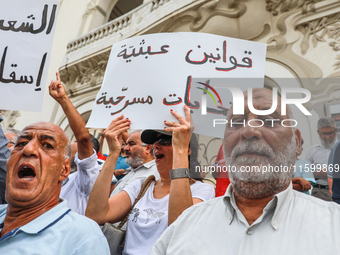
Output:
[{"xmin": 104, "ymin": 115, "xmax": 131, "ymax": 154}]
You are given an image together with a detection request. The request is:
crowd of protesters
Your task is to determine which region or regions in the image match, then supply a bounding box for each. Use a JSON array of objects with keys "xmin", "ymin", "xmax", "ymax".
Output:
[{"xmin": 0, "ymin": 75, "xmax": 340, "ymax": 254}]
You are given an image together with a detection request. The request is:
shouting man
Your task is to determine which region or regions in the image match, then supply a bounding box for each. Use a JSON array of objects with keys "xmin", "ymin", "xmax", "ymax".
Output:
[{"xmin": 0, "ymin": 122, "xmax": 109, "ymax": 254}]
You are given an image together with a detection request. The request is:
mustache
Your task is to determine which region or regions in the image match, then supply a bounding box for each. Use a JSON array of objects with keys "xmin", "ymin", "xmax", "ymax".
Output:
[
  {"xmin": 125, "ymin": 151, "xmax": 132, "ymax": 156},
  {"xmin": 231, "ymin": 139, "xmax": 275, "ymax": 159}
]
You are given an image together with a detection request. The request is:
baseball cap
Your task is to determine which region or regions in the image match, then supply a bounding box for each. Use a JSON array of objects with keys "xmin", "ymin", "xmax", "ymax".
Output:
[{"xmin": 141, "ymin": 130, "xmax": 172, "ymax": 144}]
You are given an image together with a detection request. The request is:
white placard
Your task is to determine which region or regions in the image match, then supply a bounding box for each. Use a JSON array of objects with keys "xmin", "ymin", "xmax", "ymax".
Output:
[
  {"xmin": 87, "ymin": 32, "xmax": 266, "ymax": 137},
  {"xmin": 0, "ymin": 0, "xmax": 59, "ymax": 112}
]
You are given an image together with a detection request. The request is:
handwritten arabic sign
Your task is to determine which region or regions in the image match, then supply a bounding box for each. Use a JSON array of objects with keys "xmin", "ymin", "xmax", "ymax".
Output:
[
  {"xmin": 87, "ymin": 33, "xmax": 266, "ymax": 138},
  {"xmin": 0, "ymin": 0, "xmax": 59, "ymax": 111}
]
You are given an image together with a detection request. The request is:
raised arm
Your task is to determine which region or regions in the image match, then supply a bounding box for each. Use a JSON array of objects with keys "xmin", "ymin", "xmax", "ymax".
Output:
[
  {"xmin": 86, "ymin": 116, "xmax": 132, "ymax": 225},
  {"xmin": 49, "ymin": 72, "xmax": 92, "ymax": 160},
  {"xmin": 165, "ymin": 106, "xmax": 202, "ymax": 225}
]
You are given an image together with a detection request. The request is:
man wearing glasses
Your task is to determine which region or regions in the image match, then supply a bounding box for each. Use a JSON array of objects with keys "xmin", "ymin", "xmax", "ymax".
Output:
[{"xmin": 305, "ymin": 117, "xmax": 337, "ymax": 201}]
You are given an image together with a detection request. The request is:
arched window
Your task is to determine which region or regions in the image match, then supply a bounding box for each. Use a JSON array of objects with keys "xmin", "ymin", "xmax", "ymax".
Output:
[{"xmin": 109, "ymin": 0, "xmax": 143, "ymax": 21}]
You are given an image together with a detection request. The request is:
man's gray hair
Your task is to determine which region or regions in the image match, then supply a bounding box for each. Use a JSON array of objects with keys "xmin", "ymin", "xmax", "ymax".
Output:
[
  {"xmin": 317, "ymin": 117, "xmax": 335, "ymax": 130},
  {"xmin": 129, "ymin": 130, "xmax": 148, "ymax": 146},
  {"xmin": 64, "ymin": 140, "xmax": 72, "ymax": 160}
]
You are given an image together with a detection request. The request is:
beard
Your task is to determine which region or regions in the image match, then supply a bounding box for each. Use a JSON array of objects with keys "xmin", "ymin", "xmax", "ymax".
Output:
[
  {"xmin": 125, "ymin": 150, "xmax": 145, "ymax": 169},
  {"xmin": 224, "ymin": 133, "xmax": 297, "ymax": 199},
  {"xmin": 320, "ymin": 138, "xmax": 335, "ymax": 149}
]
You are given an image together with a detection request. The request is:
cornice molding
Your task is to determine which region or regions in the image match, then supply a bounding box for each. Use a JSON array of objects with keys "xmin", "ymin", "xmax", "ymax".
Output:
[
  {"xmin": 0, "ymin": 110, "xmax": 21, "ymax": 130},
  {"xmin": 266, "ymin": 0, "xmax": 326, "ymax": 16},
  {"xmin": 59, "ymin": 50, "xmax": 110, "ymax": 98}
]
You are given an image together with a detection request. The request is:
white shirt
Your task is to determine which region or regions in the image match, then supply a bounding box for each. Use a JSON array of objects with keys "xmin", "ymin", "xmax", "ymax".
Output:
[
  {"xmin": 123, "ymin": 178, "xmax": 215, "ymax": 255},
  {"xmin": 305, "ymin": 143, "xmax": 331, "ymax": 185},
  {"xmin": 110, "ymin": 160, "xmax": 160, "ymax": 197},
  {"xmin": 152, "ymin": 183, "xmax": 340, "ymax": 255},
  {"xmin": 60, "ymin": 150, "xmax": 100, "ymax": 215}
]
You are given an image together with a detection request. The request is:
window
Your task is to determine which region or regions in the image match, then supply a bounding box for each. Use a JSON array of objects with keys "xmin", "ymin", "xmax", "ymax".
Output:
[{"xmin": 109, "ymin": 0, "xmax": 143, "ymax": 21}]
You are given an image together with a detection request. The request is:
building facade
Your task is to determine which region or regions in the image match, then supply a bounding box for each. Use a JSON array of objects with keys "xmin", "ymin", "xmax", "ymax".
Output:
[{"xmin": 2, "ymin": 0, "xmax": 340, "ymax": 165}]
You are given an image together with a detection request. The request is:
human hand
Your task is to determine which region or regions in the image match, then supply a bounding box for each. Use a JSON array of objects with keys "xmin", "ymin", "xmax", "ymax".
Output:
[
  {"xmin": 104, "ymin": 115, "xmax": 130, "ymax": 154},
  {"xmin": 298, "ymin": 178, "xmax": 312, "ymax": 191},
  {"xmin": 114, "ymin": 169, "xmax": 127, "ymax": 177},
  {"xmin": 164, "ymin": 105, "xmax": 193, "ymax": 152},
  {"xmin": 49, "ymin": 72, "xmax": 67, "ymax": 102}
]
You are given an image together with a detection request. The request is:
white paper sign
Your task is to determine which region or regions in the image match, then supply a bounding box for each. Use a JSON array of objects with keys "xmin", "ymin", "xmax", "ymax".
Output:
[
  {"xmin": 87, "ymin": 33, "xmax": 266, "ymax": 137},
  {"xmin": 0, "ymin": 0, "xmax": 59, "ymax": 112}
]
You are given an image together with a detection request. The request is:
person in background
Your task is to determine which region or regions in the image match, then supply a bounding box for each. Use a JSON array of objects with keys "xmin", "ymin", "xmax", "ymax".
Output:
[
  {"xmin": 109, "ymin": 130, "xmax": 159, "ymax": 197},
  {"xmin": 305, "ymin": 117, "xmax": 337, "ymax": 201},
  {"xmin": 327, "ymin": 140, "xmax": 340, "ymax": 204},
  {"xmin": 293, "ymin": 139, "xmax": 315, "ymax": 194},
  {"xmin": 98, "ymin": 129, "xmax": 129, "ymax": 193},
  {"xmin": 50, "ymin": 72, "xmax": 101, "ymax": 215},
  {"xmin": 0, "ymin": 115, "xmax": 10, "ymax": 204},
  {"xmin": 4, "ymin": 129, "xmax": 20, "ymax": 151},
  {"xmin": 97, "ymin": 129, "xmax": 108, "ymax": 164},
  {"xmin": 113, "ymin": 139, "xmax": 129, "ymax": 180}
]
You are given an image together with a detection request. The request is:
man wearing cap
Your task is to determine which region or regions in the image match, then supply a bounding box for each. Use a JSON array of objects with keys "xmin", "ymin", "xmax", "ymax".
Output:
[
  {"xmin": 151, "ymin": 88, "xmax": 340, "ymax": 255},
  {"xmin": 110, "ymin": 130, "xmax": 159, "ymax": 197}
]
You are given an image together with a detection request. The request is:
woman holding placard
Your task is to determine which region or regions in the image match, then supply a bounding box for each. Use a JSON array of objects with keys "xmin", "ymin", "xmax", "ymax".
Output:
[{"xmin": 86, "ymin": 105, "xmax": 214, "ymax": 255}]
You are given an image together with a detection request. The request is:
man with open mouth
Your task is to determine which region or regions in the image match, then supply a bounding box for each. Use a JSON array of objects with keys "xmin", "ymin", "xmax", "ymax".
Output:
[{"xmin": 0, "ymin": 121, "xmax": 109, "ymax": 254}]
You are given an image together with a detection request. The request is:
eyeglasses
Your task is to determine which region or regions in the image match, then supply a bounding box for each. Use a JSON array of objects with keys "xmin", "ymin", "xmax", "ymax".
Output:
[
  {"xmin": 319, "ymin": 132, "xmax": 336, "ymax": 137},
  {"xmin": 157, "ymin": 138, "xmax": 172, "ymax": 146}
]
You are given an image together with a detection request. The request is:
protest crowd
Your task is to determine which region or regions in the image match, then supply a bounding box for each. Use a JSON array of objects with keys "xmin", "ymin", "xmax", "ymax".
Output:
[
  {"xmin": 2, "ymin": 0, "xmax": 340, "ymax": 252},
  {"xmin": 0, "ymin": 70, "xmax": 340, "ymax": 255}
]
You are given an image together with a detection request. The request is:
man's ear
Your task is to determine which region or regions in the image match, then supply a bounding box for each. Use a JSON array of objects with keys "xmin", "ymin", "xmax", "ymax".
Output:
[
  {"xmin": 188, "ymin": 147, "xmax": 191, "ymax": 156},
  {"xmin": 59, "ymin": 158, "xmax": 71, "ymax": 182},
  {"xmin": 294, "ymin": 129, "xmax": 302, "ymax": 157},
  {"xmin": 145, "ymin": 144, "xmax": 153, "ymax": 154}
]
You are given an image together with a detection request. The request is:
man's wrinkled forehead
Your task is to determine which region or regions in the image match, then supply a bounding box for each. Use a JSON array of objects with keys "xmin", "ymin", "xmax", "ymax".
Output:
[
  {"xmin": 227, "ymin": 88, "xmax": 284, "ymax": 119},
  {"xmin": 127, "ymin": 131, "xmax": 141, "ymax": 143},
  {"xmin": 20, "ymin": 122, "xmax": 68, "ymax": 145}
]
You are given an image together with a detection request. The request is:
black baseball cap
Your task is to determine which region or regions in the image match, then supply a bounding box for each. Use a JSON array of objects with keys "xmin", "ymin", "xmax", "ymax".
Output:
[{"xmin": 141, "ymin": 130, "xmax": 172, "ymax": 144}]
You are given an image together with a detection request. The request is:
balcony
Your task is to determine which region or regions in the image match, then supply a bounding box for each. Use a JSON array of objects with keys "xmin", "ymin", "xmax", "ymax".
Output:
[{"xmin": 60, "ymin": 0, "xmax": 200, "ymax": 72}]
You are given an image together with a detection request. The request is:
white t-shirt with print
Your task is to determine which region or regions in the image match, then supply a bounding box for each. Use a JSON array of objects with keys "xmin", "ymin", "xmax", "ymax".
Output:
[{"xmin": 122, "ymin": 178, "xmax": 215, "ymax": 255}]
